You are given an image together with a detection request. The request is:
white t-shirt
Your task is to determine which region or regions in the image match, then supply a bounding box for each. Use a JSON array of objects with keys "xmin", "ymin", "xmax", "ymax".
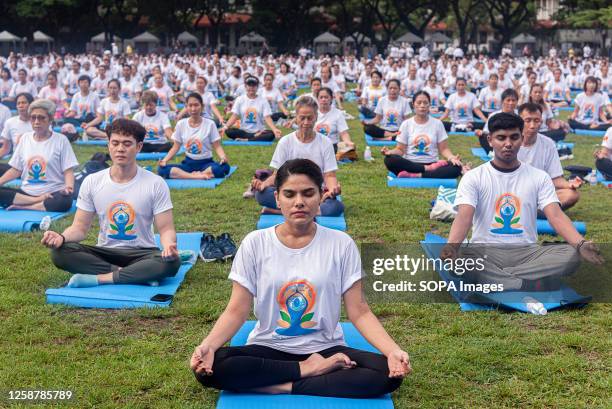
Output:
[
  {"xmin": 401, "ymin": 78, "xmax": 424, "ymax": 98},
  {"xmin": 518, "ymin": 134, "xmax": 563, "ymax": 179},
  {"xmin": 228, "ymin": 225, "xmax": 362, "ymax": 354},
  {"xmin": 544, "ymin": 80, "xmax": 568, "ymax": 101},
  {"xmin": 602, "ymin": 128, "xmax": 612, "ymax": 160},
  {"xmin": 172, "ymin": 117, "xmax": 220, "ymax": 160},
  {"xmin": 397, "ymin": 117, "xmax": 447, "ymax": 163},
  {"xmin": 315, "ymin": 108, "xmax": 348, "ymax": 145},
  {"xmin": 258, "ymin": 87, "xmax": 284, "ymax": 113},
  {"xmin": 76, "ymin": 167, "xmax": 173, "ymax": 249},
  {"xmin": 151, "ymin": 85, "xmax": 174, "ymax": 112},
  {"xmin": 361, "ymin": 85, "xmax": 387, "ymax": 109},
  {"xmin": 8, "ymin": 81, "xmax": 38, "ymax": 98},
  {"xmin": 1, "ymin": 116, "xmax": 32, "ymax": 152},
  {"xmin": 423, "ymin": 85, "xmax": 446, "ymax": 109},
  {"xmin": 69, "ymin": 91, "xmax": 100, "ymax": 118},
  {"xmin": 374, "ymin": 96, "xmax": 412, "ymax": 131},
  {"xmin": 574, "ymin": 92, "xmax": 604, "ymax": 124},
  {"xmin": 0, "ymin": 104, "xmax": 11, "ymax": 135},
  {"xmin": 454, "ymin": 162, "xmax": 559, "ymax": 244},
  {"xmin": 37, "ymin": 86, "xmax": 67, "ymax": 107},
  {"xmin": 478, "ymin": 87, "xmax": 503, "ymax": 112},
  {"xmin": 270, "ymin": 132, "xmax": 337, "ymax": 173},
  {"xmin": 97, "ymin": 97, "xmax": 131, "ymax": 124},
  {"xmin": 231, "ymin": 95, "xmax": 272, "ymax": 133},
  {"xmin": 446, "ymin": 92, "xmax": 480, "ymax": 124},
  {"xmin": 133, "ymin": 110, "xmax": 171, "ymax": 144},
  {"xmin": 8, "ymin": 132, "xmax": 78, "ymax": 196}
]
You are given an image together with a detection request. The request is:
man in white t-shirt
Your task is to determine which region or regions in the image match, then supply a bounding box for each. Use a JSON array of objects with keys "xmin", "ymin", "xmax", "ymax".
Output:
[
  {"xmin": 518, "ymin": 103, "xmax": 582, "ymax": 211},
  {"xmin": 41, "ymin": 118, "xmax": 181, "ymax": 288},
  {"xmin": 441, "ymin": 112, "xmax": 602, "ymax": 304},
  {"xmin": 594, "ymin": 127, "xmax": 612, "ymax": 180}
]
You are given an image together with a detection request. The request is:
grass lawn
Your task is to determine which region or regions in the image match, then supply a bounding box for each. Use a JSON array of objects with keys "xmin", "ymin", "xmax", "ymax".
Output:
[{"xmin": 0, "ymin": 96, "xmax": 610, "ymax": 408}]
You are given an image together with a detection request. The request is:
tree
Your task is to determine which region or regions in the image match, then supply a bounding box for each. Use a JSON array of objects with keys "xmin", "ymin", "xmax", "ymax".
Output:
[
  {"xmin": 449, "ymin": 0, "xmax": 484, "ymax": 50},
  {"xmin": 484, "ymin": 0, "xmax": 535, "ymax": 55},
  {"xmin": 326, "ymin": 0, "xmax": 377, "ymax": 55},
  {"xmin": 555, "ymin": 0, "xmax": 612, "ymax": 56},
  {"xmin": 392, "ymin": 0, "xmax": 448, "ymax": 39}
]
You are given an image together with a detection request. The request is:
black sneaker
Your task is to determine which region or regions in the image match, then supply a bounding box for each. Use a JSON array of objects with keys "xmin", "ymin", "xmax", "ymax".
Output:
[
  {"xmin": 216, "ymin": 233, "xmax": 237, "ymax": 260},
  {"xmin": 199, "ymin": 234, "xmax": 224, "ymax": 262}
]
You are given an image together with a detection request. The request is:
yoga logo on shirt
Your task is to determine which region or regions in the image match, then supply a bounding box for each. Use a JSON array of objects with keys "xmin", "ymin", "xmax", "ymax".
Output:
[
  {"xmin": 486, "ymin": 97, "xmax": 498, "ymax": 110},
  {"xmin": 553, "ymin": 87, "xmax": 562, "ymax": 99},
  {"xmin": 385, "ymin": 109, "xmax": 400, "ymax": 127},
  {"xmin": 456, "ymin": 103, "xmax": 468, "ymax": 118},
  {"xmin": 412, "ymin": 134, "xmax": 431, "ymax": 155},
  {"xmin": 186, "ymin": 137, "xmax": 203, "ymax": 155},
  {"xmin": 275, "ymin": 279, "xmax": 317, "ymax": 336},
  {"xmin": 145, "ymin": 125, "xmax": 160, "ymax": 141},
  {"xmin": 245, "ymin": 107, "xmax": 258, "ymax": 124},
  {"xmin": 26, "ymin": 155, "xmax": 47, "ymax": 183},
  {"xmin": 105, "ymin": 110, "xmax": 118, "ymax": 125},
  {"xmin": 583, "ymin": 104, "xmax": 594, "ymax": 120},
  {"xmin": 315, "ymin": 123, "xmax": 330, "ymax": 137},
  {"xmin": 107, "ymin": 201, "xmax": 137, "ymax": 240},
  {"xmin": 490, "ymin": 193, "xmax": 523, "ymax": 235}
]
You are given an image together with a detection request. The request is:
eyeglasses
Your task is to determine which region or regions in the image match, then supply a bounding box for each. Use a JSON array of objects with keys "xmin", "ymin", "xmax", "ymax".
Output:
[{"xmin": 30, "ymin": 114, "xmax": 48, "ymax": 122}]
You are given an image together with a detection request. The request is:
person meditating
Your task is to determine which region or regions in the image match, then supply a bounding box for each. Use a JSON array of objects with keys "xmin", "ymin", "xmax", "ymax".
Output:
[
  {"xmin": 441, "ymin": 113, "xmax": 603, "ymax": 312},
  {"xmin": 362, "ymin": 79, "xmax": 412, "ymax": 141},
  {"xmin": 41, "ymin": 118, "xmax": 181, "ymax": 288},
  {"xmin": 0, "ymin": 99, "xmax": 77, "ymax": 212},
  {"xmin": 190, "ymin": 158, "xmax": 410, "ymax": 398},
  {"xmin": 132, "ymin": 91, "xmax": 173, "ymax": 153},
  {"xmin": 252, "ymin": 96, "xmax": 344, "ymax": 217},
  {"xmin": 382, "ymin": 91, "xmax": 466, "ymax": 179},
  {"xmin": 158, "ymin": 93, "xmax": 230, "ymax": 180}
]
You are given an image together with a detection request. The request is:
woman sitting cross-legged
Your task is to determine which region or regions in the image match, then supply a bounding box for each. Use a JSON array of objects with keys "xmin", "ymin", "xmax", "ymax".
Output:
[
  {"xmin": 158, "ymin": 93, "xmax": 230, "ymax": 180},
  {"xmin": 190, "ymin": 158, "xmax": 411, "ymax": 398},
  {"xmin": 362, "ymin": 79, "xmax": 412, "ymax": 141},
  {"xmin": 383, "ymin": 91, "xmax": 467, "ymax": 179},
  {"xmin": 251, "ymin": 96, "xmax": 344, "ymax": 217}
]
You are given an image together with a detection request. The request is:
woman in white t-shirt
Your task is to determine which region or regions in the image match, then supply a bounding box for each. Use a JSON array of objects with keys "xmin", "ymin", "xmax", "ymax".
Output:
[
  {"xmin": 176, "ymin": 76, "xmax": 225, "ymax": 126},
  {"xmin": 569, "ymin": 76, "xmax": 610, "ymax": 131},
  {"xmin": 359, "ymin": 70, "xmax": 386, "ymax": 119},
  {"xmin": 362, "ymin": 79, "xmax": 411, "ymax": 140},
  {"xmin": 274, "ymin": 63, "xmax": 297, "ymax": 99},
  {"xmin": 381, "ymin": 91, "xmax": 464, "ymax": 179},
  {"xmin": 528, "ymin": 84, "xmax": 569, "ymax": 142},
  {"xmin": 423, "ymin": 74, "xmax": 447, "ymax": 114},
  {"xmin": 594, "ymin": 127, "xmax": 612, "ymax": 180},
  {"xmin": 150, "ymin": 72, "xmax": 177, "ymax": 114},
  {"xmin": 158, "ymin": 93, "xmax": 229, "ymax": 180},
  {"xmin": 544, "ymin": 68, "xmax": 571, "ymax": 108},
  {"xmin": 0, "ymin": 99, "xmax": 77, "ymax": 212},
  {"xmin": 64, "ymin": 75, "xmax": 100, "ymax": 127},
  {"xmin": 191, "ymin": 158, "xmax": 410, "ymax": 398},
  {"xmin": 132, "ymin": 91, "xmax": 173, "ymax": 153},
  {"xmin": 0, "ymin": 68, "xmax": 14, "ymax": 102},
  {"xmin": 439, "ymin": 77, "xmax": 487, "ymax": 132},
  {"xmin": 315, "ymin": 87, "xmax": 354, "ymax": 150},
  {"xmin": 252, "ymin": 96, "xmax": 344, "ymax": 217},
  {"xmin": 260, "ymin": 73, "xmax": 290, "ymax": 122},
  {"xmin": 38, "ymin": 71, "xmax": 68, "ymax": 120},
  {"xmin": 221, "ymin": 76, "xmax": 282, "ymax": 142},
  {"xmin": 84, "ymin": 79, "xmax": 132, "ymax": 140},
  {"xmin": 0, "ymin": 93, "xmax": 33, "ymax": 161},
  {"xmin": 478, "ymin": 74, "xmax": 503, "ymax": 116}
]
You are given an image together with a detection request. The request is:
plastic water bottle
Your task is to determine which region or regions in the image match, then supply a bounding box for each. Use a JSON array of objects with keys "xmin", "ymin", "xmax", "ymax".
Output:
[
  {"xmin": 588, "ymin": 170, "xmax": 597, "ymax": 186},
  {"xmin": 523, "ymin": 296, "xmax": 547, "ymax": 315},
  {"xmin": 40, "ymin": 215, "xmax": 52, "ymax": 232},
  {"xmin": 364, "ymin": 146, "xmax": 373, "ymax": 162}
]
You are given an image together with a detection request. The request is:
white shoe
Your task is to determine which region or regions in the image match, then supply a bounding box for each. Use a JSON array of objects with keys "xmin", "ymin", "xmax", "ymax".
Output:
[{"xmin": 242, "ymin": 185, "xmax": 255, "ymax": 199}]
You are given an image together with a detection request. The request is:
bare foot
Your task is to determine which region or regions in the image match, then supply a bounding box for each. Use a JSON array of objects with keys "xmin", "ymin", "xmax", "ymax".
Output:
[
  {"xmin": 299, "ymin": 353, "xmax": 356, "ymax": 378},
  {"xmin": 194, "ymin": 169, "xmax": 213, "ymax": 180}
]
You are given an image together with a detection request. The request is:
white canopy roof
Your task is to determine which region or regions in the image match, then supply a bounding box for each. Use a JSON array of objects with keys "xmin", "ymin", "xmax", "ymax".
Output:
[
  {"xmin": 132, "ymin": 31, "xmax": 160, "ymax": 43},
  {"xmin": 177, "ymin": 31, "xmax": 198, "ymax": 43},
  {"xmin": 33, "ymin": 30, "xmax": 53, "ymax": 42},
  {"xmin": 0, "ymin": 30, "xmax": 21, "ymax": 42},
  {"xmin": 314, "ymin": 31, "xmax": 340, "ymax": 43}
]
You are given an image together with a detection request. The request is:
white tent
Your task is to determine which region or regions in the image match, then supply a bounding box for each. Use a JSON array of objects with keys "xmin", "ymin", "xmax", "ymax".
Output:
[
  {"xmin": 131, "ymin": 31, "xmax": 160, "ymax": 53},
  {"xmin": 91, "ymin": 32, "xmax": 122, "ymax": 43},
  {"xmin": 177, "ymin": 31, "xmax": 199, "ymax": 44},
  {"xmin": 511, "ymin": 33, "xmax": 536, "ymax": 44},
  {"xmin": 238, "ymin": 32, "xmax": 266, "ymax": 54},
  {"xmin": 394, "ymin": 32, "xmax": 423, "ymax": 44},
  {"xmin": 32, "ymin": 30, "xmax": 53, "ymax": 52},
  {"xmin": 0, "ymin": 30, "xmax": 22, "ymax": 54},
  {"xmin": 313, "ymin": 32, "xmax": 340, "ymax": 56}
]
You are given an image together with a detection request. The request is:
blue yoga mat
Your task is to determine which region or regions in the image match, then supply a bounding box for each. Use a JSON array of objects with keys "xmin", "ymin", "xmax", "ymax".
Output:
[
  {"xmin": 387, "ymin": 172, "xmax": 457, "ymax": 189},
  {"xmin": 365, "ymin": 133, "xmax": 395, "ymax": 146},
  {"xmin": 216, "ymin": 320, "xmax": 393, "ymax": 409},
  {"xmin": 164, "ymin": 166, "xmax": 237, "ymax": 189},
  {"xmin": 0, "ymin": 202, "xmax": 76, "ymax": 233},
  {"xmin": 471, "ymin": 147, "xmax": 491, "ymax": 162},
  {"xmin": 222, "ymin": 139, "xmax": 274, "ymax": 146},
  {"xmin": 573, "ymin": 129, "xmax": 606, "ymax": 137},
  {"xmin": 75, "ymin": 139, "xmax": 108, "ymax": 146},
  {"xmin": 45, "ymin": 232, "xmax": 202, "ymax": 308},
  {"xmin": 135, "ymin": 147, "xmax": 185, "ymax": 161},
  {"xmin": 536, "ymin": 219, "xmax": 586, "ymax": 235},
  {"xmin": 448, "ymin": 131, "xmax": 476, "ymax": 137},
  {"xmin": 420, "ymin": 233, "xmax": 591, "ymax": 313},
  {"xmin": 596, "ymin": 171, "xmax": 612, "ymax": 187},
  {"xmin": 257, "ymin": 213, "xmax": 347, "ymax": 231},
  {"xmin": 555, "ymin": 142, "xmax": 575, "ymax": 149}
]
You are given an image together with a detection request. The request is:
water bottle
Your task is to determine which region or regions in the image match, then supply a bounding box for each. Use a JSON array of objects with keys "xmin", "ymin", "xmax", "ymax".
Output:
[
  {"xmin": 523, "ymin": 296, "xmax": 547, "ymax": 315},
  {"xmin": 588, "ymin": 170, "xmax": 597, "ymax": 186},
  {"xmin": 40, "ymin": 215, "xmax": 52, "ymax": 232},
  {"xmin": 364, "ymin": 146, "xmax": 373, "ymax": 162}
]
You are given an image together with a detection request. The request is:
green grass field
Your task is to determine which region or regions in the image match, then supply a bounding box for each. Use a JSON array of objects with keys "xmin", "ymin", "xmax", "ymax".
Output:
[{"xmin": 0, "ymin": 97, "xmax": 610, "ymax": 408}]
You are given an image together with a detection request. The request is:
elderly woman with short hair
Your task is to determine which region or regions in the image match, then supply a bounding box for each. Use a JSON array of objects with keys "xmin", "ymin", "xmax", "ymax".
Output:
[{"xmin": 0, "ymin": 99, "xmax": 78, "ymax": 211}]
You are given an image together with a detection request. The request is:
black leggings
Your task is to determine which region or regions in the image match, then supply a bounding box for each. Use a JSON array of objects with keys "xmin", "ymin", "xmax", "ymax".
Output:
[
  {"xmin": 364, "ymin": 124, "xmax": 396, "ymax": 139},
  {"xmin": 225, "ymin": 128, "xmax": 275, "ymax": 141},
  {"xmin": 596, "ymin": 158, "xmax": 612, "ymax": 180},
  {"xmin": 384, "ymin": 154, "xmax": 461, "ymax": 178},
  {"xmin": 443, "ymin": 121, "xmax": 484, "ymax": 131},
  {"xmin": 194, "ymin": 343, "xmax": 402, "ymax": 399},
  {"xmin": 141, "ymin": 142, "xmax": 173, "ymax": 153},
  {"xmin": 568, "ymin": 119, "xmax": 610, "ymax": 131},
  {"xmin": 359, "ymin": 106, "xmax": 376, "ymax": 119},
  {"xmin": 270, "ymin": 112, "xmax": 288, "ymax": 122},
  {"xmin": 0, "ymin": 187, "xmax": 73, "ymax": 212},
  {"xmin": 541, "ymin": 129, "xmax": 567, "ymax": 142}
]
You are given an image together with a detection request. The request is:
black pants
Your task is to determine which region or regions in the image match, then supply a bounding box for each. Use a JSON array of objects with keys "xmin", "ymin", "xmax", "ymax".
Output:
[
  {"xmin": 541, "ymin": 129, "xmax": 567, "ymax": 142},
  {"xmin": 443, "ymin": 121, "xmax": 484, "ymax": 131},
  {"xmin": 225, "ymin": 128, "xmax": 275, "ymax": 141},
  {"xmin": 568, "ymin": 119, "xmax": 610, "ymax": 131},
  {"xmin": 194, "ymin": 343, "xmax": 402, "ymax": 398},
  {"xmin": 596, "ymin": 157, "xmax": 612, "ymax": 180},
  {"xmin": 359, "ymin": 106, "xmax": 376, "ymax": 119},
  {"xmin": 364, "ymin": 124, "xmax": 395, "ymax": 139},
  {"xmin": 0, "ymin": 163, "xmax": 11, "ymax": 175},
  {"xmin": 51, "ymin": 242, "xmax": 180, "ymax": 284},
  {"xmin": 384, "ymin": 155, "xmax": 461, "ymax": 178},
  {"xmin": 0, "ymin": 187, "xmax": 73, "ymax": 212},
  {"xmin": 270, "ymin": 112, "xmax": 288, "ymax": 122},
  {"xmin": 479, "ymin": 133, "xmax": 492, "ymax": 154},
  {"xmin": 141, "ymin": 142, "xmax": 173, "ymax": 153}
]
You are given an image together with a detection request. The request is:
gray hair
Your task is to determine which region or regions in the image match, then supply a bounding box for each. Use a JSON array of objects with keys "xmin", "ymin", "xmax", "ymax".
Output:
[
  {"xmin": 295, "ymin": 95, "xmax": 318, "ymax": 112},
  {"xmin": 28, "ymin": 99, "xmax": 56, "ymax": 118}
]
